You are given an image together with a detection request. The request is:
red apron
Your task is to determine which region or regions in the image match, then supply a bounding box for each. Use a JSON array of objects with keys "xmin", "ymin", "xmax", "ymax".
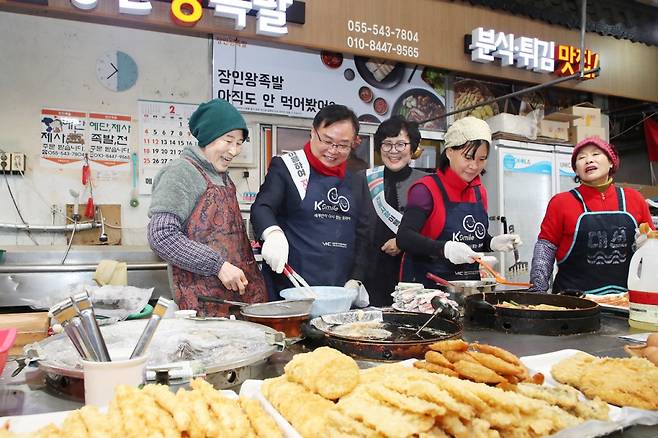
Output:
[{"xmin": 171, "ymin": 159, "xmax": 267, "ymax": 316}]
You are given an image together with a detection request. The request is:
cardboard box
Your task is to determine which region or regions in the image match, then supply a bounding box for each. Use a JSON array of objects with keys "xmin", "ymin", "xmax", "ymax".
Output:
[
  {"xmin": 568, "ymin": 126, "xmax": 607, "ymax": 144},
  {"xmin": 617, "ymin": 183, "xmax": 658, "ymax": 200},
  {"xmin": 0, "ymin": 312, "xmax": 50, "ymax": 355},
  {"xmin": 486, "ymin": 113, "xmax": 535, "ymax": 139},
  {"xmin": 560, "ymin": 102, "xmax": 602, "ymax": 127},
  {"xmin": 538, "ymin": 119, "xmax": 568, "ymax": 141},
  {"xmin": 538, "ymin": 112, "xmax": 581, "ymax": 141}
]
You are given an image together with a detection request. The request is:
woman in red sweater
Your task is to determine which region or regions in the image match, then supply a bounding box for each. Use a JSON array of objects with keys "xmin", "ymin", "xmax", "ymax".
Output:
[
  {"xmin": 530, "ymin": 136, "xmax": 654, "ymax": 295},
  {"xmin": 398, "ymin": 117, "xmax": 521, "ymax": 286}
]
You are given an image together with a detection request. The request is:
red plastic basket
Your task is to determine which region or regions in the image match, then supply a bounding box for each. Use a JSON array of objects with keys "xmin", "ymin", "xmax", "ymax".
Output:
[{"xmin": 0, "ymin": 328, "xmax": 17, "ymax": 375}]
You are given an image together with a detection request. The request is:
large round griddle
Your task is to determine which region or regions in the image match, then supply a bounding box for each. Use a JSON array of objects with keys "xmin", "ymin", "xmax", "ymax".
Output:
[
  {"xmin": 32, "ymin": 319, "xmax": 282, "ymax": 401},
  {"xmin": 303, "ymin": 311, "xmax": 462, "ymax": 361},
  {"xmin": 464, "ymin": 292, "xmax": 600, "ymax": 335}
]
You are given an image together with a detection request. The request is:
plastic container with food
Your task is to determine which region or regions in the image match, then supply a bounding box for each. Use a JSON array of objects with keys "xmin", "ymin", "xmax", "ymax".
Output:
[
  {"xmin": 358, "ymin": 86, "xmax": 373, "ymax": 103},
  {"xmin": 343, "ymin": 68, "xmax": 355, "ymax": 81},
  {"xmin": 373, "ymin": 97, "xmax": 389, "ymax": 115}
]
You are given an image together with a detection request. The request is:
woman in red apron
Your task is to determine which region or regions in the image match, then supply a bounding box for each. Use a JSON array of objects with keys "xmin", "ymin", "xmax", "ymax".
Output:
[
  {"xmin": 148, "ymin": 99, "xmax": 266, "ymax": 316},
  {"xmin": 530, "ymin": 137, "xmax": 654, "ymax": 295}
]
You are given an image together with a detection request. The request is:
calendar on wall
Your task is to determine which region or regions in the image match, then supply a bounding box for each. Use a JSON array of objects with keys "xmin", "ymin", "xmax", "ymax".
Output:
[{"xmin": 138, "ymin": 100, "xmax": 199, "ymax": 195}]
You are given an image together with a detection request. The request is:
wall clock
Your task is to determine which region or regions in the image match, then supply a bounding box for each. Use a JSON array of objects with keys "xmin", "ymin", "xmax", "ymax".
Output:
[{"xmin": 96, "ymin": 50, "xmax": 138, "ymax": 92}]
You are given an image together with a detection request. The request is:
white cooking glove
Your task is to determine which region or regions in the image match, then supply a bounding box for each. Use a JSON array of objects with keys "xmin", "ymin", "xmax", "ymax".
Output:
[
  {"xmin": 261, "ymin": 227, "xmax": 289, "ymax": 274},
  {"xmin": 634, "ymin": 228, "xmax": 648, "ymax": 250},
  {"xmin": 444, "ymin": 241, "xmax": 482, "ymax": 265},
  {"xmin": 490, "ymin": 234, "xmax": 522, "ymax": 252},
  {"xmin": 480, "ymin": 256, "xmax": 499, "ymax": 267},
  {"xmin": 344, "ymin": 279, "xmax": 370, "ymax": 308}
]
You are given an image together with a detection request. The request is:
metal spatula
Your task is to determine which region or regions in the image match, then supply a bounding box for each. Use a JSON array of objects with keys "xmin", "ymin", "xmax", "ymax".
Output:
[{"xmin": 507, "ymin": 225, "xmax": 528, "ymax": 277}]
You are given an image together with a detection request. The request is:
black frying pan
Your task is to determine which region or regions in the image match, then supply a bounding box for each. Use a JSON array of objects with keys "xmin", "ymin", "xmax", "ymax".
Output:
[
  {"xmin": 302, "ymin": 311, "xmax": 462, "ymax": 361},
  {"xmin": 465, "ymin": 292, "xmax": 600, "ymax": 335}
]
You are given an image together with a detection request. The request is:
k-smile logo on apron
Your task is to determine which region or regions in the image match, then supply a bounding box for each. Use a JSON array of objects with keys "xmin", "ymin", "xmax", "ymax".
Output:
[
  {"xmin": 453, "ymin": 214, "xmax": 486, "ymax": 242},
  {"xmin": 314, "ymin": 187, "xmax": 350, "ymax": 213}
]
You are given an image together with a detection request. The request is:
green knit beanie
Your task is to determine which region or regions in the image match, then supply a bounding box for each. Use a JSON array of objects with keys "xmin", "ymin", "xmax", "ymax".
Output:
[{"xmin": 189, "ymin": 99, "xmax": 248, "ymax": 147}]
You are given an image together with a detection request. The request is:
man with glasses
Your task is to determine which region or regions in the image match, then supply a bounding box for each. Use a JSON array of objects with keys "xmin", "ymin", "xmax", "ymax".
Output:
[
  {"xmin": 346, "ymin": 116, "xmax": 427, "ymax": 305},
  {"xmin": 251, "ymin": 104, "xmax": 365, "ymax": 298}
]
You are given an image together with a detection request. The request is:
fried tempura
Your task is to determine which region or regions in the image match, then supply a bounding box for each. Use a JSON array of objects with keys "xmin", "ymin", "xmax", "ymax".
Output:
[
  {"xmin": 414, "ymin": 360, "xmax": 460, "ymax": 377},
  {"xmin": 428, "ymin": 339, "xmax": 469, "ymax": 353},
  {"xmin": 240, "ymin": 397, "xmax": 283, "ymax": 438},
  {"xmin": 262, "ymin": 376, "xmax": 334, "ymax": 437},
  {"xmin": 284, "ymin": 346, "xmax": 359, "ymax": 399}
]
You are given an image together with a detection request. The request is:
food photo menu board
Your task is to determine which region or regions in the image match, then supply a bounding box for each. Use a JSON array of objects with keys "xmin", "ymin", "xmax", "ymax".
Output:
[{"xmin": 213, "ymin": 35, "xmax": 447, "ymax": 130}]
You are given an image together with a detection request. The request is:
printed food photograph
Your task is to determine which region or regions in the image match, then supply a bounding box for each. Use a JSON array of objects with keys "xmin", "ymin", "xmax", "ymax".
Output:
[
  {"xmin": 354, "ymin": 56, "xmax": 405, "ymax": 89},
  {"xmin": 373, "ymin": 97, "xmax": 389, "ymax": 116},
  {"xmin": 320, "ymin": 50, "xmax": 343, "ymax": 69},
  {"xmin": 392, "ymin": 88, "xmax": 446, "ymax": 130},
  {"xmin": 421, "ymin": 67, "xmax": 446, "ymax": 97},
  {"xmin": 358, "ymin": 86, "xmax": 373, "ymax": 103},
  {"xmin": 454, "ymin": 79, "xmax": 499, "ymax": 120}
]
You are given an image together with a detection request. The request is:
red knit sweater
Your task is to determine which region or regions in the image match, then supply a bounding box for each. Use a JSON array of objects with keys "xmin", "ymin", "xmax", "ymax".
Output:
[{"xmin": 538, "ymin": 184, "xmax": 655, "ymax": 261}]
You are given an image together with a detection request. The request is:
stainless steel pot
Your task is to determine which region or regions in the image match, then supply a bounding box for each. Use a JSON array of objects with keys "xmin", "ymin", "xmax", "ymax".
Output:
[{"xmin": 197, "ymin": 296, "xmax": 314, "ymax": 338}]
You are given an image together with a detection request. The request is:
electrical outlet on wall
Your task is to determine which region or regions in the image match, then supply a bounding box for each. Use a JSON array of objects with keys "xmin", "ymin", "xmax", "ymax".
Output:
[
  {"xmin": 10, "ymin": 153, "xmax": 25, "ymax": 173},
  {"xmin": 0, "ymin": 152, "xmax": 10, "ymax": 173}
]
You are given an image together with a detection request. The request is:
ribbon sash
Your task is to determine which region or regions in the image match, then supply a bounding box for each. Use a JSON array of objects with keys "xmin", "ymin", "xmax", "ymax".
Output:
[
  {"xmin": 282, "ymin": 150, "xmax": 310, "ymax": 201},
  {"xmin": 366, "ymin": 166, "xmax": 402, "ymax": 233}
]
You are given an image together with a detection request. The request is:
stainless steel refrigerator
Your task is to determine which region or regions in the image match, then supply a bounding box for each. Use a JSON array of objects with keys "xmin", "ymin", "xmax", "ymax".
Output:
[{"xmin": 481, "ymin": 139, "xmax": 576, "ymax": 283}]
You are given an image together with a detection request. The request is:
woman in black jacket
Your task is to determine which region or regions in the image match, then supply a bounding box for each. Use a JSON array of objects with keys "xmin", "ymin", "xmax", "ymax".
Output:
[{"xmin": 346, "ymin": 116, "xmax": 426, "ymax": 306}]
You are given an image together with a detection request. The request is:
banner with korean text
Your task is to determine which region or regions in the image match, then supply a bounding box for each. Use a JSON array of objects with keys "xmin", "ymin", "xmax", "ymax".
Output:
[{"xmin": 212, "ymin": 35, "xmax": 447, "ymax": 130}]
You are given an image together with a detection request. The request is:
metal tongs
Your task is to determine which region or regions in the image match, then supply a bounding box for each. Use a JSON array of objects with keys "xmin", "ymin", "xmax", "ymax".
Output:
[
  {"xmin": 474, "ymin": 257, "xmax": 532, "ymax": 288},
  {"xmin": 282, "ymin": 264, "xmax": 316, "ymax": 298}
]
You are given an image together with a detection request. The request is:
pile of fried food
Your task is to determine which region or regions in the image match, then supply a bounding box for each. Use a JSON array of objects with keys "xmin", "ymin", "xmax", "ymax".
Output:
[
  {"xmin": 585, "ymin": 292, "xmax": 629, "ymax": 308},
  {"xmin": 552, "ymin": 351, "xmax": 658, "ymax": 410},
  {"xmin": 263, "ymin": 345, "xmax": 610, "ymax": 438},
  {"xmin": 0, "ymin": 379, "xmax": 281, "ymax": 438},
  {"xmin": 413, "ymin": 339, "xmax": 544, "ymax": 385}
]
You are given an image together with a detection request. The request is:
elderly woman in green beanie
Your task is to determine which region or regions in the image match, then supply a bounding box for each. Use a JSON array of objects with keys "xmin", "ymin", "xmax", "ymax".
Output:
[{"xmin": 148, "ymin": 99, "xmax": 267, "ymax": 316}]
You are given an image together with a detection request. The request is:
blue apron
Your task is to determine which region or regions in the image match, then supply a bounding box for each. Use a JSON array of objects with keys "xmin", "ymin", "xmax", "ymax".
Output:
[
  {"xmin": 553, "ymin": 187, "xmax": 637, "ymax": 295},
  {"xmin": 276, "ymin": 171, "xmax": 357, "ymax": 295},
  {"xmin": 402, "ymin": 174, "xmax": 488, "ymax": 287}
]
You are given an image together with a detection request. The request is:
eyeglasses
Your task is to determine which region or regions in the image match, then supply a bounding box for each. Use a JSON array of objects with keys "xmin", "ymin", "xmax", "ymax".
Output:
[
  {"xmin": 380, "ymin": 141, "xmax": 410, "ymax": 152},
  {"xmin": 314, "ymin": 128, "xmax": 352, "ymax": 152}
]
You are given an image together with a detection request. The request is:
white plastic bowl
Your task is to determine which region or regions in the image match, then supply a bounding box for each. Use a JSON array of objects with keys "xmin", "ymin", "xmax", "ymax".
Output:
[{"xmin": 280, "ymin": 286, "xmax": 357, "ymax": 318}]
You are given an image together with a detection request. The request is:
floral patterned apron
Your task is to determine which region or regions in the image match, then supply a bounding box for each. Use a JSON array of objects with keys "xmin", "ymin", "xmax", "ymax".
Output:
[{"xmin": 171, "ymin": 159, "xmax": 267, "ymax": 316}]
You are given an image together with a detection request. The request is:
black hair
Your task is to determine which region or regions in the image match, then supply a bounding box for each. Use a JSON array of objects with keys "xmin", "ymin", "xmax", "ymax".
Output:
[
  {"xmin": 313, "ymin": 104, "xmax": 360, "ymax": 136},
  {"xmin": 374, "ymin": 116, "xmax": 421, "ymax": 153},
  {"xmin": 437, "ymin": 140, "xmax": 490, "ymax": 172}
]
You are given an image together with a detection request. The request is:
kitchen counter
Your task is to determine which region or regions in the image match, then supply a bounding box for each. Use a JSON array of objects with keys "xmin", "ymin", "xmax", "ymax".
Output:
[{"xmin": 1, "ymin": 312, "xmax": 656, "ymax": 436}]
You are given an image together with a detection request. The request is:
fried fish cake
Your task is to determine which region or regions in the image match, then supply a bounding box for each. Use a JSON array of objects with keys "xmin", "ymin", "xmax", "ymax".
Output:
[{"xmin": 552, "ymin": 352, "xmax": 658, "ymax": 410}]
